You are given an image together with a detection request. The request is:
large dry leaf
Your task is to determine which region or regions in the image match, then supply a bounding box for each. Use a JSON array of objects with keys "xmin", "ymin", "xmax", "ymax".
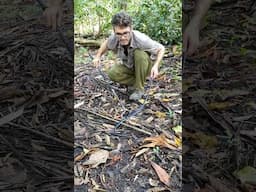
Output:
[
  {"xmin": 141, "ymin": 134, "xmax": 177, "ymax": 150},
  {"xmin": 83, "ymin": 149, "xmax": 109, "ymax": 168},
  {"xmin": 150, "ymin": 161, "xmax": 171, "ymax": 187}
]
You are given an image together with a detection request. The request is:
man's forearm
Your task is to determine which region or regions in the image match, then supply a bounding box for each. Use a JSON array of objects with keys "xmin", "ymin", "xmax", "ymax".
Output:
[
  {"xmin": 154, "ymin": 47, "xmax": 165, "ymax": 68},
  {"xmin": 95, "ymin": 40, "xmax": 108, "ymax": 58},
  {"xmin": 192, "ymin": 0, "xmax": 214, "ymax": 26}
]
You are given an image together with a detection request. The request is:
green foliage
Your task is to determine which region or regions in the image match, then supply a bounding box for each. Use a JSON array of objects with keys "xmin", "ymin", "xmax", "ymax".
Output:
[
  {"xmin": 75, "ymin": 0, "xmax": 115, "ymax": 35},
  {"xmin": 74, "ymin": 0, "xmax": 181, "ymax": 45},
  {"xmin": 74, "ymin": 0, "xmax": 92, "ymax": 23},
  {"xmin": 131, "ymin": 0, "xmax": 182, "ymax": 45}
]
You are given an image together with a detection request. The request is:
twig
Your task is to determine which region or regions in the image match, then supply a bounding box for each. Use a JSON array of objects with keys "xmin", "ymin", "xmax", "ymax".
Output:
[{"xmin": 78, "ymin": 107, "xmax": 153, "ymax": 136}]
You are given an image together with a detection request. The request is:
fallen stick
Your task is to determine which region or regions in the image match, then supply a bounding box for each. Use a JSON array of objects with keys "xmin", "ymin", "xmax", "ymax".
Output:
[{"xmin": 78, "ymin": 107, "xmax": 153, "ymax": 136}]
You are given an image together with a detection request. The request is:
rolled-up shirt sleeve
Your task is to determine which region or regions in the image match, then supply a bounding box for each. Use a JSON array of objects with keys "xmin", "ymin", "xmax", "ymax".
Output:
[{"xmin": 135, "ymin": 31, "xmax": 164, "ymax": 55}]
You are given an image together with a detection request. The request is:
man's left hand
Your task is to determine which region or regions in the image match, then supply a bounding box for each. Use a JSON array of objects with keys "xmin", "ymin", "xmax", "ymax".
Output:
[{"xmin": 150, "ymin": 65, "xmax": 159, "ymax": 79}]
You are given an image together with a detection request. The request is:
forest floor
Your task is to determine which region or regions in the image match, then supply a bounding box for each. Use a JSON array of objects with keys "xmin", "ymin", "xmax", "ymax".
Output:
[{"xmin": 74, "ymin": 44, "xmax": 182, "ymax": 191}]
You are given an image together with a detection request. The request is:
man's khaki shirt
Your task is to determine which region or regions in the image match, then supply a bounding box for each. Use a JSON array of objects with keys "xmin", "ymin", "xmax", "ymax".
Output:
[{"xmin": 107, "ymin": 30, "xmax": 164, "ymax": 69}]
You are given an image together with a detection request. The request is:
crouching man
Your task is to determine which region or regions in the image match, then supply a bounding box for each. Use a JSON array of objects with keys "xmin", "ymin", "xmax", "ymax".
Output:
[{"xmin": 93, "ymin": 11, "xmax": 165, "ymax": 101}]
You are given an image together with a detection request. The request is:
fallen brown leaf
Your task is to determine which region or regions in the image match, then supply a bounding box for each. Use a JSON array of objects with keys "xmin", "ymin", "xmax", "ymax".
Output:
[
  {"xmin": 83, "ymin": 149, "xmax": 109, "ymax": 168},
  {"xmin": 150, "ymin": 160, "xmax": 171, "ymax": 187},
  {"xmin": 141, "ymin": 134, "xmax": 177, "ymax": 150}
]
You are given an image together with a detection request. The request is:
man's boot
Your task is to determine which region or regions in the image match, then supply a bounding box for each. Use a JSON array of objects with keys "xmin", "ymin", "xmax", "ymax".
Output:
[{"xmin": 129, "ymin": 89, "xmax": 144, "ymax": 101}]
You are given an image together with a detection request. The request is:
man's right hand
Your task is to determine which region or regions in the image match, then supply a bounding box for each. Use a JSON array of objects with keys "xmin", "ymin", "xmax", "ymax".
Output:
[{"xmin": 93, "ymin": 57, "xmax": 100, "ymax": 68}]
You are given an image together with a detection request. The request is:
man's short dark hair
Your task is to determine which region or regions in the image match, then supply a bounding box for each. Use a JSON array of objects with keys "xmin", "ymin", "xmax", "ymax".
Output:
[{"xmin": 111, "ymin": 12, "xmax": 132, "ymax": 28}]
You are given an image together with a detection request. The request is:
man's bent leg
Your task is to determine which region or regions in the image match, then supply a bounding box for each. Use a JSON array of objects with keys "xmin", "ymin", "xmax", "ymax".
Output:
[
  {"xmin": 133, "ymin": 49, "xmax": 152, "ymax": 90},
  {"xmin": 107, "ymin": 64, "xmax": 135, "ymax": 86}
]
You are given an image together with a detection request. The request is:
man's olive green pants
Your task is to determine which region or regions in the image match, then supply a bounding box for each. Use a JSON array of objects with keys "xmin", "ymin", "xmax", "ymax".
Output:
[{"xmin": 107, "ymin": 49, "xmax": 152, "ymax": 91}]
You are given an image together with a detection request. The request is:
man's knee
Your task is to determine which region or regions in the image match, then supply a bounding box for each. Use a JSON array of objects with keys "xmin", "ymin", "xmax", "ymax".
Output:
[
  {"xmin": 134, "ymin": 49, "xmax": 149, "ymax": 62},
  {"xmin": 107, "ymin": 66, "xmax": 121, "ymax": 82},
  {"xmin": 107, "ymin": 68, "xmax": 116, "ymax": 81}
]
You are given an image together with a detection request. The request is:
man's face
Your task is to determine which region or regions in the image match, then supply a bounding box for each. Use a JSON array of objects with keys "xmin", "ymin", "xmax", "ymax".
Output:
[{"xmin": 114, "ymin": 26, "xmax": 132, "ymax": 46}]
